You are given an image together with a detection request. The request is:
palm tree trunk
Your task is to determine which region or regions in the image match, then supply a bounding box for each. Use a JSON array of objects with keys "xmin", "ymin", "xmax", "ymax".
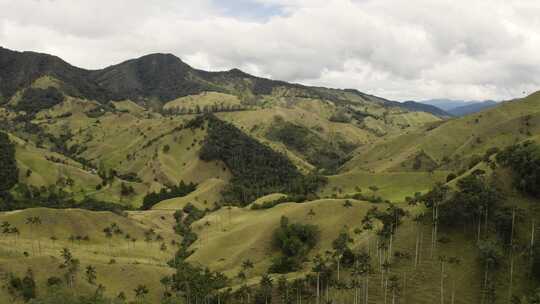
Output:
[
  {"xmin": 451, "ymin": 278, "xmax": 456, "ymax": 304},
  {"xmin": 384, "ymin": 277, "xmax": 388, "ymax": 304},
  {"xmin": 440, "ymin": 261, "xmax": 445, "ymax": 304},
  {"xmin": 337, "ymin": 258, "xmax": 340, "ymax": 282},
  {"xmin": 317, "ymin": 272, "xmax": 320, "ymax": 304},
  {"xmin": 365, "ymin": 276, "xmax": 369, "ymax": 304}
]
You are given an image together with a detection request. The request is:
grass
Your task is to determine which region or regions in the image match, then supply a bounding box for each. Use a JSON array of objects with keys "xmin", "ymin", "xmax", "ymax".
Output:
[
  {"xmin": 344, "ymin": 91, "xmax": 540, "ymax": 173},
  {"xmin": 320, "ymin": 170, "xmax": 449, "ymax": 202},
  {"xmin": 153, "ymin": 178, "xmax": 228, "ymax": 210},
  {"xmin": 0, "ymin": 208, "xmax": 177, "ymax": 303},
  {"xmin": 188, "ymin": 199, "xmax": 376, "ymax": 278}
]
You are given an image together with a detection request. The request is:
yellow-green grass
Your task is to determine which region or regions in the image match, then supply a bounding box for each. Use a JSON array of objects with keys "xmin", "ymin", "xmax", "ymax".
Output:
[
  {"xmin": 251, "ymin": 193, "xmax": 288, "ymax": 206},
  {"xmin": 0, "ymin": 208, "xmax": 177, "ymax": 303},
  {"xmin": 14, "ymin": 138, "xmax": 101, "ymax": 193},
  {"xmin": 163, "ymin": 91, "xmax": 242, "ymax": 111},
  {"xmin": 112, "ymin": 100, "xmax": 146, "ymax": 114},
  {"xmin": 188, "ymin": 199, "xmax": 376, "ymax": 279},
  {"xmin": 320, "ymin": 170, "xmax": 449, "ymax": 202},
  {"xmin": 344, "ymin": 91, "xmax": 540, "ymax": 173},
  {"xmin": 153, "ymin": 178, "xmax": 227, "ymax": 210}
]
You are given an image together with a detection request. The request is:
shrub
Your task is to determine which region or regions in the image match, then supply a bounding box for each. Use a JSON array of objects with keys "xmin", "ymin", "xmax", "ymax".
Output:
[{"xmin": 269, "ymin": 216, "xmax": 319, "ymax": 273}]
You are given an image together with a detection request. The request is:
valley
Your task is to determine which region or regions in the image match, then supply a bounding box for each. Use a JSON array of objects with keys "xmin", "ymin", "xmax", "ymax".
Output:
[{"xmin": 0, "ymin": 48, "xmax": 539, "ymax": 304}]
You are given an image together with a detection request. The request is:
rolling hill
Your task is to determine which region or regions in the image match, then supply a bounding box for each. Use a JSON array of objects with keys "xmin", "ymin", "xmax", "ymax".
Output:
[{"xmin": 0, "ymin": 48, "xmax": 539, "ymax": 304}]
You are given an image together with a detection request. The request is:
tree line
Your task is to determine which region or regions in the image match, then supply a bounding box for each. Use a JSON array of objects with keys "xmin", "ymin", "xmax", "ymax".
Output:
[
  {"xmin": 140, "ymin": 181, "xmax": 197, "ymax": 210},
  {"xmin": 189, "ymin": 114, "xmax": 327, "ymax": 205}
]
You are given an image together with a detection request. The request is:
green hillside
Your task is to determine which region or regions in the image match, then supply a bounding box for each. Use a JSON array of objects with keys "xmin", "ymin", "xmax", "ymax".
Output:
[{"xmin": 0, "ymin": 48, "xmax": 539, "ymax": 304}]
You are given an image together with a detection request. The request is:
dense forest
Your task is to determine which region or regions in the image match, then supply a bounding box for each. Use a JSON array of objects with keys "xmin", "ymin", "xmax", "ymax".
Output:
[
  {"xmin": 266, "ymin": 119, "xmax": 355, "ymax": 172},
  {"xmin": 13, "ymin": 87, "xmax": 64, "ymax": 116},
  {"xmin": 497, "ymin": 140, "xmax": 540, "ymax": 197},
  {"xmin": 0, "ymin": 131, "xmax": 18, "ymax": 192},
  {"xmin": 191, "ymin": 114, "xmax": 326, "ymax": 205},
  {"xmin": 140, "ymin": 181, "xmax": 197, "ymax": 210}
]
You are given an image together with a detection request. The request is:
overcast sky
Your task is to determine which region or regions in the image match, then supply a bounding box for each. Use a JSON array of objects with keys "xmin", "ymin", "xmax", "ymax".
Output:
[{"xmin": 1, "ymin": 0, "xmax": 540, "ymax": 101}]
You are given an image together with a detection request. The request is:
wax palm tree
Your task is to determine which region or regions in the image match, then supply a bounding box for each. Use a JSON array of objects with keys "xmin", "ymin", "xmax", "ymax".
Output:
[
  {"xmin": 134, "ymin": 284, "xmax": 149, "ymax": 303},
  {"xmin": 242, "ymin": 259, "xmax": 254, "ymax": 277},
  {"xmin": 103, "ymin": 227, "xmax": 113, "ymax": 252},
  {"xmin": 25, "ymin": 216, "xmax": 42, "ymax": 255},
  {"xmin": 85, "ymin": 265, "xmax": 97, "ymax": 285},
  {"xmin": 10, "ymin": 227, "xmax": 19, "ymax": 245},
  {"xmin": 388, "ymin": 275, "xmax": 400, "ymax": 304},
  {"xmin": 260, "ymin": 273, "xmax": 273, "ymax": 304}
]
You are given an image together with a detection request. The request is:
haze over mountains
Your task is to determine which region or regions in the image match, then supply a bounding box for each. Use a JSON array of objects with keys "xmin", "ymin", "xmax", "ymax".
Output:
[{"xmin": 421, "ymin": 99, "xmax": 499, "ymax": 116}]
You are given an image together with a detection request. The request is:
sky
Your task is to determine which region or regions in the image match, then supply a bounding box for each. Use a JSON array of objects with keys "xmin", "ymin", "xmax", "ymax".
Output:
[{"xmin": 1, "ymin": 0, "xmax": 540, "ymax": 101}]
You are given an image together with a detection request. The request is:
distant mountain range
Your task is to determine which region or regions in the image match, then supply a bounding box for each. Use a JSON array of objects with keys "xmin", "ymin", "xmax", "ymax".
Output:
[
  {"xmin": 0, "ymin": 47, "xmax": 395, "ymax": 109},
  {"xmin": 420, "ymin": 99, "xmax": 498, "ymax": 116},
  {"xmin": 396, "ymin": 101, "xmax": 453, "ymax": 118}
]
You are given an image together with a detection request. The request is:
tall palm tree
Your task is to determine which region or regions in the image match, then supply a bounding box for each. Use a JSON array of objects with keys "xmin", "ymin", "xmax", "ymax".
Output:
[
  {"xmin": 25, "ymin": 216, "xmax": 42, "ymax": 255},
  {"xmin": 134, "ymin": 284, "xmax": 149, "ymax": 303},
  {"xmin": 388, "ymin": 275, "xmax": 400, "ymax": 304},
  {"xmin": 85, "ymin": 265, "xmax": 97, "ymax": 285},
  {"xmin": 241, "ymin": 259, "xmax": 254, "ymax": 276},
  {"xmin": 260, "ymin": 273, "xmax": 273, "ymax": 304}
]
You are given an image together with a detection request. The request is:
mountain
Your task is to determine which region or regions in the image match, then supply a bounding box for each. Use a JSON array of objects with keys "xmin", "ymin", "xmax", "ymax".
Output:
[
  {"xmin": 420, "ymin": 98, "xmax": 498, "ymax": 116},
  {"xmin": 446, "ymin": 100, "xmax": 498, "ymax": 116},
  {"xmin": 399, "ymin": 100, "xmax": 452, "ymax": 118},
  {"xmin": 2, "ymin": 47, "xmax": 539, "ymax": 303},
  {"xmin": 1, "ymin": 47, "xmax": 441, "ymax": 116}
]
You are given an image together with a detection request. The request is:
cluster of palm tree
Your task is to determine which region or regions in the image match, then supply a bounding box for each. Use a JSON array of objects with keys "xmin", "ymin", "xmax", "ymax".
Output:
[{"xmin": 1, "ymin": 221, "xmax": 20, "ymax": 245}]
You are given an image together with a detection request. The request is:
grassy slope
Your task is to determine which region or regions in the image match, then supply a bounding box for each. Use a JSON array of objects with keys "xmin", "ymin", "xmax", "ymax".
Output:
[
  {"xmin": 344, "ymin": 92, "xmax": 540, "ymax": 173},
  {"xmin": 319, "ymin": 170, "xmax": 450, "ymax": 202},
  {"xmin": 0, "ymin": 208, "xmax": 177, "ymax": 303},
  {"xmin": 188, "ymin": 199, "xmax": 376, "ymax": 278}
]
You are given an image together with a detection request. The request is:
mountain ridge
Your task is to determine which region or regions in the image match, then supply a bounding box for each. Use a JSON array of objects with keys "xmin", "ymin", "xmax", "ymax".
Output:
[{"xmin": 1, "ymin": 47, "xmax": 437, "ymax": 116}]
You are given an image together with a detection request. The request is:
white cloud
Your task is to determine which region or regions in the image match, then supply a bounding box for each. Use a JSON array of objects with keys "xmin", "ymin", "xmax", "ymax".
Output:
[{"xmin": 1, "ymin": 0, "xmax": 539, "ymax": 101}]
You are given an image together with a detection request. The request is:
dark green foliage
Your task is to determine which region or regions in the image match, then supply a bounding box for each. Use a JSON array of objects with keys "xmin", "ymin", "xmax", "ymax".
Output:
[
  {"xmin": 140, "ymin": 181, "xmax": 197, "ymax": 210},
  {"xmin": 165, "ymin": 260, "xmax": 228, "ymax": 303},
  {"xmin": 2, "ymin": 184, "xmax": 128, "ymax": 213},
  {"xmin": 170, "ymin": 204, "xmax": 206, "ymax": 260},
  {"xmin": 329, "ymin": 109, "xmax": 352, "ymax": 123},
  {"xmin": 0, "ymin": 47, "xmax": 110, "ymax": 103},
  {"xmin": 92, "ymin": 53, "xmax": 220, "ymax": 102},
  {"xmin": 424, "ymin": 175, "xmax": 503, "ymax": 228},
  {"xmin": 6, "ymin": 269, "xmax": 36, "ymax": 302},
  {"xmin": 446, "ymin": 173, "xmax": 457, "ymax": 182},
  {"xmin": 0, "ymin": 47, "xmax": 390, "ymax": 109},
  {"xmin": 497, "ymin": 141, "xmax": 540, "ymax": 197},
  {"xmin": 14, "ymin": 87, "xmax": 64, "ymax": 115},
  {"xmin": 196, "ymin": 115, "xmax": 326, "ymax": 205},
  {"xmin": 468, "ymin": 154, "xmax": 483, "ymax": 169},
  {"xmin": 0, "ymin": 131, "xmax": 18, "ymax": 192},
  {"xmin": 119, "ymin": 183, "xmax": 135, "ymax": 197},
  {"xmin": 269, "ymin": 216, "xmax": 319, "ymax": 273},
  {"xmin": 266, "ymin": 121, "xmax": 355, "ymax": 172}
]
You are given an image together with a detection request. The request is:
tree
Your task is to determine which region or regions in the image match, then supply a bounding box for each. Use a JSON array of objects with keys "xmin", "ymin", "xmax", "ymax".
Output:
[
  {"xmin": 59, "ymin": 248, "xmax": 80, "ymax": 288},
  {"xmin": 478, "ymin": 239, "xmax": 503, "ymax": 304},
  {"xmin": 351, "ymin": 251, "xmax": 372, "ymax": 304},
  {"xmin": 242, "ymin": 259, "xmax": 255, "ymax": 276},
  {"xmin": 25, "ymin": 216, "xmax": 42, "ymax": 255},
  {"xmin": 260, "ymin": 273, "xmax": 273, "ymax": 304},
  {"xmin": 85, "ymin": 265, "xmax": 97, "ymax": 285},
  {"xmin": 270, "ymin": 217, "xmax": 319, "ymax": 273},
  {"xmin": 0, "ymin": 131, "xmax": 19, "ymax": 192},
  {"xmin": 134, "ymin": 284, "xmax": 149, "ymax": 303},
  {"xmin": 388, "ymin": 275, "xmax": 401, "ymax": 304},
  {"xmin": 332, "ymin": 230, "xmax": 352, "ymax": 282}
]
